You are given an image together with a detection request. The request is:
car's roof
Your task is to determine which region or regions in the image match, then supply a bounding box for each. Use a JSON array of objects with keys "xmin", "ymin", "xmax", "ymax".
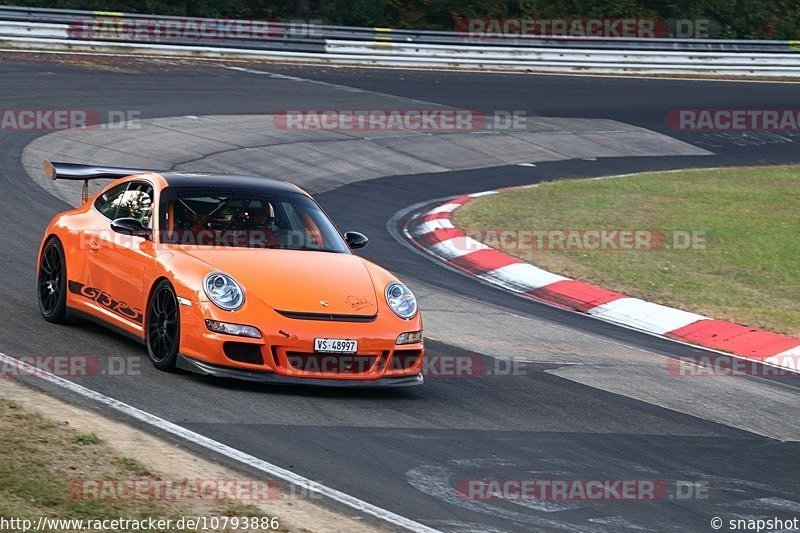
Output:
[{"xmin": 159, "ymin": 172, "xmax": 306, "ymax": 194}]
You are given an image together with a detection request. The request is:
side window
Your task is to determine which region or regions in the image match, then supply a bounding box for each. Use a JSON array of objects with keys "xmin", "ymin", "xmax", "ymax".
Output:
[
  {"xmin": 94, "ymin": 183, "xmax": 130, "ymax": 220},
  {"xmin": 117, "ymin": 182, "xmax": 155, "ymax": 226}
]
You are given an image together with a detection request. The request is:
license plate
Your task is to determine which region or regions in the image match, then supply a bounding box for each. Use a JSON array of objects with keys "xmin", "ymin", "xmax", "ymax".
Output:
[{"xmin": 314, "ymin": 338, "xmax": 358, "ymax": 354}]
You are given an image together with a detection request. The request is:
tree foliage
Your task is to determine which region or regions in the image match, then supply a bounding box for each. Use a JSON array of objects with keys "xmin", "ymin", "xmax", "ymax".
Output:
[{"xmin": 1, "ymin": 0, "xmax": 797, "ymax": 38}]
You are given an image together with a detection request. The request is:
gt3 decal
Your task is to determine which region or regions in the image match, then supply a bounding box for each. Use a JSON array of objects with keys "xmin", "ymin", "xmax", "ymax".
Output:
[{"xmin": 68, "ymin": 280, "xmax": 143, "ymax": 324}]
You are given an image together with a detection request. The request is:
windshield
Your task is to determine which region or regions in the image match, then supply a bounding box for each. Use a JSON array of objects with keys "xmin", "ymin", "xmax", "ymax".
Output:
[{"xmin": 159, "ymin": 188, "xmax": 349, "ymax": 253}]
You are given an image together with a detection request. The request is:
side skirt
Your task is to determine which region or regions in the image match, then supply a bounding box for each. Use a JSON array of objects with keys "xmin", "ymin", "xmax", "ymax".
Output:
[{"xmin": 67, "ymin": 307, "xmax": 146, "ymax": 345}]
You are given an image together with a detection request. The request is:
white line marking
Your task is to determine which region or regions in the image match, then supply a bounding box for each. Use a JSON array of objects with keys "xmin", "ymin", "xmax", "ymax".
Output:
[
  {"xmin": 222, "ymin": 65, "xmax": 437, "ymax": 104},
  {"xmin": 224, "ymin": 65, "xmax": 319, "ymax": 83},
  {"xmin": 0, "ymin": 353, "xmax": 441, "ymax": 533}
]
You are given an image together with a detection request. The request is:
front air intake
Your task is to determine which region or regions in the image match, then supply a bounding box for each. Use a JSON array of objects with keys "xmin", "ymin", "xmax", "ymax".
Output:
[
  {"xmin": 275, "ymin": 310, "xmax": 377, "ymax": 323},
  {"xmin": 223, "ymin": 342, "xmax": 264, "ymax": 365}
]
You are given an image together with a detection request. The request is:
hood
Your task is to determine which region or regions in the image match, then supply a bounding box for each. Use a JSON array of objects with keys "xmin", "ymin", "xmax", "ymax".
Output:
[{"xmin": 177, "ymin": 248, "xmax": 379, "ymax": 315}]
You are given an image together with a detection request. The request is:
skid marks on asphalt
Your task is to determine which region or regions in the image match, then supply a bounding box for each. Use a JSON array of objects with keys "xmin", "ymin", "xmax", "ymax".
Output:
[{"xmin": 405, "ymin": 455, "xmax": 799, "ymax": 532}]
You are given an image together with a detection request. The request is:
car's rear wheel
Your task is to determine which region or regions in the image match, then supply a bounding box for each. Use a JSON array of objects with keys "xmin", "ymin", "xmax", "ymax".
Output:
[
  {"xmin": 38, "ymin": 238, "xmax": 68, "ymax": 324},
  {"xmin": 146, "ymin": 280, "xmax": 180, "ymax": 371}
]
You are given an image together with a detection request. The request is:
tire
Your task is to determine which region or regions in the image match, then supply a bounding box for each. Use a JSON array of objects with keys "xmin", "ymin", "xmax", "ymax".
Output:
[
  {"xmin": 145, "ymin": 280, "xmax": 180, "ymax": 371},
  {"xmin": 37, "ymin": 237, "xmax": 68, "ymax": 324}
]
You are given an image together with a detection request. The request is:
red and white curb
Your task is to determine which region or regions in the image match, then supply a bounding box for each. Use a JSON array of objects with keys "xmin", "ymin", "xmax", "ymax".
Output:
[{"xmin": 405, "ymin": 191, "xmax": 800, "ymax": 371}]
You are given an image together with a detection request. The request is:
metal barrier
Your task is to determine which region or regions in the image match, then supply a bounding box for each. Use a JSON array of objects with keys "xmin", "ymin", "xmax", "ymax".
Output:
[{"xmin": 0, "ymin": 5, "xmax": 798, "ymax": 77}]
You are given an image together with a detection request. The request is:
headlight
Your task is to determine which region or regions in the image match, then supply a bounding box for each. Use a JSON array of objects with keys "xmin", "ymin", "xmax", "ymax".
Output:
[
  {"xmin": 204, "ymin": 272, "xmax": 244, "ymax": 311},
  {"xmin": 396, "ymin": 330, "xmax": 423, "ymax": 345},
  {"xmin": 385, "ymin": 282, "xmax": 417, "ymax": 319},
  {"xmin": 205, "ymin": 320, "xmax": 261, "ymax": 338}
]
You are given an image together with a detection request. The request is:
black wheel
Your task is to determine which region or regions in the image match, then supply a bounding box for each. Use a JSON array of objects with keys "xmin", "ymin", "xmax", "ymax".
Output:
[
  {"xmin": 38, "ymin": 238, "xmax": 68, "ymax": 324},
  {"xmin": 146, "ymin": 280, "xmax": 180, "ymax": 371}
]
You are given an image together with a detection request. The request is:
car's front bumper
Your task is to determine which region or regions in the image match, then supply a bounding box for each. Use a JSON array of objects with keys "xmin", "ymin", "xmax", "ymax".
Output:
[
  {"xmin": 177, "ymin": 354, "xmax": 424, "ymax": 387},
  {"xmin": 178, "ymin": 295, "xmax": 424, "ymax": 382}
]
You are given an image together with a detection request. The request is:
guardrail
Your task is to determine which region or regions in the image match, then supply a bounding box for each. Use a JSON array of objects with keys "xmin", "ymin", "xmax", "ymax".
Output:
[{"xmin": 0, "ymin": 5, "xmax": 799, "ymax": 77}]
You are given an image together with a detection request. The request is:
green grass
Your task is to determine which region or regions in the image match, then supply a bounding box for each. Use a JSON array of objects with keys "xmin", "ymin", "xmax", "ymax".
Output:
[
  {"xmin": 74, "ymin": 433, "xmax": 102, "ymax": 446},
  {"xmin": 0, "ymin": 399, "xmax": 179, "ymax": 526},
  {"xmin": 115, "ymin": 457, "xmax": 154, "ymax": 477},
  {"xmin": 0, "ymin": 399, "xmax": 283, "ymax": 531},
  {"xmin": 452, "ymin": 165, "xmax": 800, "ymax": 336}
]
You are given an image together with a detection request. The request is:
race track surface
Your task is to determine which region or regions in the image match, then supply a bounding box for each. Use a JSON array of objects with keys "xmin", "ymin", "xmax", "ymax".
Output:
[{"xmin": 1, "ymin": 55, "xmax": 799, "ymax": 532}]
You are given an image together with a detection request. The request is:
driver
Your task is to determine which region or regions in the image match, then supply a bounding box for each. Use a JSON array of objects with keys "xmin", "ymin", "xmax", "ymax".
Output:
[
  {"xmin": 240, "ymin": 203, "xmax": 278, "ymax": 248},
  {"xmin": 242, "ymin": 203, "xmax": 275, "ymax": 229}
]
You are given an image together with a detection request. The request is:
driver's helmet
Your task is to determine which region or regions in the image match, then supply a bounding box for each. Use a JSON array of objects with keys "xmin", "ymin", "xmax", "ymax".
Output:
[{"xmin": 243, "ymin": 202, "xmax": 275, "ymax": 228}]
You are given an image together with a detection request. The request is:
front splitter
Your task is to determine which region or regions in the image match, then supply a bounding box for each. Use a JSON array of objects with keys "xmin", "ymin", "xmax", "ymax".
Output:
[{"xmin": 176, "ymin": 355, "xmax": 424, "ymax": 388}]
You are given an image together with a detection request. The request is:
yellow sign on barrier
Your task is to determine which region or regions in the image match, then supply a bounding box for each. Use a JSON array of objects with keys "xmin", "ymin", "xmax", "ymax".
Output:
[{"xmin": 374, "ymin": 27, "xmax": 393, "ymax": 48}]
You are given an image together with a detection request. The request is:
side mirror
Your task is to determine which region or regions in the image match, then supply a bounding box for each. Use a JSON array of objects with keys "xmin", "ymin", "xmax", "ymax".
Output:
[
  {"xmin": 344, "ymin": 231, "xmax": 368, "ymax": 250},
  {"xmin": 111, "ymin": 218, "xmax": 151, "ymax": 240}
]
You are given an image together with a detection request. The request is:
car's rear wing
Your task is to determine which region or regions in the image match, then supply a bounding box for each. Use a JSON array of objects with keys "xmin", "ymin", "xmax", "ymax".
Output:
[{"xmin": 43, "ymin": 160, "xmax": 154, "ymax": 205}]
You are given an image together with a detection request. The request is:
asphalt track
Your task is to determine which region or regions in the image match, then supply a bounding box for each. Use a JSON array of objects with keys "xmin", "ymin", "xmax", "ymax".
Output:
[{"xmin": 1, "ymin": 55, "xmax": 800, "ymax": 532}]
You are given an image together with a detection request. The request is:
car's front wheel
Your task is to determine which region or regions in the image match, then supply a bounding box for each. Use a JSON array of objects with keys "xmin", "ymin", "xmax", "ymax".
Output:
[
  {"xmin": 38, "ymin": 237, "xmax": 68, "ymax": 324},
  {"xmin": 146, "ymin": 280, "xmax": 180, "ymax": 371}
]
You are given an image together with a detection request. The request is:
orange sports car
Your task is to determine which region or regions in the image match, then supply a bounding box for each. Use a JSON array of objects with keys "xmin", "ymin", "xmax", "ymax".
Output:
[{"xmin": 37, "ymin": 160, "xmax": 424, "ymax": 386}]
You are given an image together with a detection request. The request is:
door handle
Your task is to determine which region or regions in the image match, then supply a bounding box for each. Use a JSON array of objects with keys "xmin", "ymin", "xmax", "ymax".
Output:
[{"xmin": 88, "ymin": 240, "xmax": 100, "ymax": 252}]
